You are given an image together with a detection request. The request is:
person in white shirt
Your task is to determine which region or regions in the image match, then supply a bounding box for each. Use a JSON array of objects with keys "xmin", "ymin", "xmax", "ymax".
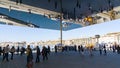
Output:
[{"xmin": 2, "ymin": 44, "xmax": 10, "ymax": 62}]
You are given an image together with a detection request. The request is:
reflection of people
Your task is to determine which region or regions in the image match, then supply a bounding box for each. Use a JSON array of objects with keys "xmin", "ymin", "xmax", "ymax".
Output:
[
  {"xmin": 110, "ymin": 10, "xmax": 115, "ymax": 20},
  {"xmin": 20, "ymin": 0, "xmax": 22, "ymax": 4},
  {"xmin": 16, "ymin": 0, "xmax": 18, "ymax": 4},
  {"xmin": 16, "ymin": 0, "xmax": 22, "ymax": 4}
]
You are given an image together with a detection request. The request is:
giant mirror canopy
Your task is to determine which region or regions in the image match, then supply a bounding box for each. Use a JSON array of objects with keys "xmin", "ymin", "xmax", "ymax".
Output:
[{"xmin": 0, "ymin": 0, "xmax": 120, "ymax": 31}]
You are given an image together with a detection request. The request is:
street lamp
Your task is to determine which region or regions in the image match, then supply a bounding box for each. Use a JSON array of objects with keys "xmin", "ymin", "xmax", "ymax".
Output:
[{"xmin": 60, "ymin": 0, "xmax": 63, "ymax": 47}]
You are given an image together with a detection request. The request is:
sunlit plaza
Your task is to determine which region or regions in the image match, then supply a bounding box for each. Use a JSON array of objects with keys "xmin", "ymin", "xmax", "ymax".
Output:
[
  {"xmin": 0, "ymin": 51, "xmax": 120, "ymax": 68},
  {"xmin": 0, "ymin": 0, "xmax": 120, "ymax": 68}
]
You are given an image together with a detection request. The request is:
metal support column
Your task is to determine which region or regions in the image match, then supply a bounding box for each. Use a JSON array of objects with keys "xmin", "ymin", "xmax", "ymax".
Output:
[{"xmin": 60, "ymin": 0, "xmax": 63, "ymax": 46}]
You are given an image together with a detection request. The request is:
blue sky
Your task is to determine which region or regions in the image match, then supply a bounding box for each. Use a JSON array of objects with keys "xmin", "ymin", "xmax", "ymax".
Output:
[
  {"xmin": 0, "ymin": 19, "xmax": 120, "ymax": 42},
  {"xmin": 64, "ymin": 19, "xmax": 120, "ymax": 40},
  {"xmin": 0, "ymin": 24, "xmax": 60, "ymax": 42}
]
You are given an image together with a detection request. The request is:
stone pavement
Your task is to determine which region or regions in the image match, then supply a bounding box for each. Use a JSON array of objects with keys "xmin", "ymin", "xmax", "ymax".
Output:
[{"xmin": 0, "ymin": 51, "xmax": 120, "ymax": 68}]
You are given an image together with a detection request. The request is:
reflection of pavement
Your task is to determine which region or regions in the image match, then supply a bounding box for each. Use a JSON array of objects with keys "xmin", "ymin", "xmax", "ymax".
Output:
[{"xmin": 0, "ymin": 51, "xmax": 120, "ymax": 68}]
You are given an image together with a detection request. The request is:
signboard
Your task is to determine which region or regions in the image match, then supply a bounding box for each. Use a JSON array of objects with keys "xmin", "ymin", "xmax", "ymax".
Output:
[{"xmin": 95, "ymin": 35, "xmax": 100, "ymax": 38}]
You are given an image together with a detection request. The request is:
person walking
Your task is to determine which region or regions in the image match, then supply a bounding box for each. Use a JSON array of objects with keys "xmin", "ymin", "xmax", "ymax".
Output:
[
  {"xmin": 103, "ymin": 44, "xmax": 107, "ymax": 55},
  {"xmin": 116, "ymin": 45, "xmax": 120, "ymax": 54},
  {"xmin": 2, "ymin": 45, "xmax": 10, "ymax": 62},
  {"xmin": 10, "ymin": 46, "xmax": 15, "ymax": 60},
  {"xmin": 99, "ymin": 44, "xmax": 103, "ymax": 55},
  {"xmin": 20, "ymin": 47, "xmax": 26, "ymax": 56},
  {"xmin": 47, "ymin": 46, "xmax": 51, "ymax": 55},
  {"xmin": 54, "ymin": 45, "xmax": 57, "ymax": 53},
  {"xmin": 89, "ymin": 44, "xmax": 94, "ymax": 56},
  {"xmin": 78, "ymin": 45, "xmax": 80, "ymax": 53},
  {"xmin": 26, "ymin": 45, "xmax": 33, "ymax": 68},
  {"xmin": 41, "ymin": 46, "xmax": 48, "ymax": 61},
  {"xmin": 80, "ymin": 45, "xmax": 84, "ymax": 55},
  {"xmin": 35, "ymin": 46, "xmax": 41, "ymax": 63},
  {"xmin": 0, "ymin": 46, "xmax": 2, "ymax": 56},
  {"xmin": 16, "ymin": 46, "xmax": 20, "ymax": 55}
]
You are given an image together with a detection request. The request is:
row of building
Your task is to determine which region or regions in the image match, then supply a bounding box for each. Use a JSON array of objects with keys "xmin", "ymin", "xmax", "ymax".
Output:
[{"xmin": 0, "ymin": 32, "xmax": 120, "ymax": 47}]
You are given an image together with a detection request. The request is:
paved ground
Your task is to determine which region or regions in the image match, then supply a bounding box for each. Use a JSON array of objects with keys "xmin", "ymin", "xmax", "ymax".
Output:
[{"xmin": 0, "ymin": 51, "xmax": 120, "ymax": 68}]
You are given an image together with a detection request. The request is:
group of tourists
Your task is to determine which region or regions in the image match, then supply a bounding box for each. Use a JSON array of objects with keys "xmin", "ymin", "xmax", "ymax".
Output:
[
  {"xmin": 0, "ymin": 43, "xmax": 120, "ymax": 68},
  {"xmin": 0, "ymin": 45, "xmax": 50, "ymax": 68},
  {"xmin": 55, "ymin": 43, "xmax": 120, "ymax": 56}
]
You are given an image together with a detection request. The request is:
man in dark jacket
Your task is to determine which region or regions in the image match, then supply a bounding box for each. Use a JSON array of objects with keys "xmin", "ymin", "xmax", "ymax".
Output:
[
  {"xmin": 42, "ymin": 46, "xmax": 48, "ymax": 61},
  {"xmin": 36, "ymin": 46, "xmax": 41, "ymax": 63}
]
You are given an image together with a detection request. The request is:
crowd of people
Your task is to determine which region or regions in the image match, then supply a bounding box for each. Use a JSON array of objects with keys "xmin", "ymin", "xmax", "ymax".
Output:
[
  {"xmin": 57, "ymin": 43, "xmax": 120, "ymax": 56},
  {"xmin": 0, "ymin": 43, "xmax": 120, "ymax": 68},
  {"xmin": 0, "ymin": 45, "xmax": 50, "ymax": 68}
]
